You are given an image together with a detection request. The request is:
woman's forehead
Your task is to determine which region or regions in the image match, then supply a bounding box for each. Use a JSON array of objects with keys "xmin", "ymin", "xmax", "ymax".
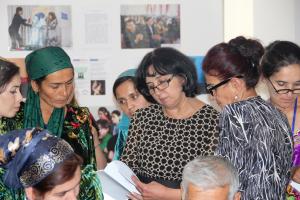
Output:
[{"xmin": 44, "ymin": 68, "xmax": 74, "ymax": 82}]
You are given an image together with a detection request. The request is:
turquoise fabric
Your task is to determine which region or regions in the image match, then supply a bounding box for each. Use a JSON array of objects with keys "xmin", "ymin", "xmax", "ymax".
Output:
[
  {"xmin": 117, "ymin": 68, "xmax": 136, "ymax": 78},
  {"xmin": 113, "ymin": 114, "xmax": 130, "ymax": 160}
]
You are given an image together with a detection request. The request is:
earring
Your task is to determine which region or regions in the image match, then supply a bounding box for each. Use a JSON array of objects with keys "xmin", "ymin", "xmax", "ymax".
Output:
[{"xmin": 234, "ymin": 96, "xmax": 238, "ymax": 101}]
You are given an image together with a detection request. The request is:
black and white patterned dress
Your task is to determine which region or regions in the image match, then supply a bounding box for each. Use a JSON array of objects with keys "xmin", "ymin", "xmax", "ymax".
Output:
[
  {"xmin": 217, "ymin": 96, "xmax": 293, "ymax": 200},
  {"xmin": 121, "ymin": 104, "xmax": 219, "ymax": 188}
]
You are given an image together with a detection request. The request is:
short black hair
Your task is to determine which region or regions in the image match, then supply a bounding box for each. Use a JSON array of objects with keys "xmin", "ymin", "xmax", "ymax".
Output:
[
  {"xmin": 16, "ymin": 7, "xmax": 23, "ymax": 14},
  {"xmin": 96, "ymin": 119, "xmax": 112, "ymax": 133},
  {"xmin": 260, "ymin": 40, "xmax": 300, "ymax": 78},
  {"xmin": 136, "ymin": 47, "xmax": 199, "ymax": 103},
  {"xmin": 0, "ymin": 59, "xmax": 20, "ymax": 93},
  {"xmin": 112, "ymin": 110, "xmax": 121, "ymax": 117}
]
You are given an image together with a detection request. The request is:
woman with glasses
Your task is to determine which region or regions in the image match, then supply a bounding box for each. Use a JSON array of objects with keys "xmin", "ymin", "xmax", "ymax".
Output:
[
  {"xmin": 203, "ymin": 36, "xmax": 292, "ymax": 200},
  {"xmin": 120, "ymin": 47, "xmax": 219, "ymax": 200},
  {"xmin": 260, "ymin": 40, "xmax": 300, "ymax": 199}
]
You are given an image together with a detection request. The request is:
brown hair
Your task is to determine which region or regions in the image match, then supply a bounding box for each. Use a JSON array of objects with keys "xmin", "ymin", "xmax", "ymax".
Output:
[
  {"xmin": 32, "ymin": 153, "xmax": 83, "ymax": 198},
  {"xmin": 202, "ymin": 36, "xmax": 264, "ymax": 89}
]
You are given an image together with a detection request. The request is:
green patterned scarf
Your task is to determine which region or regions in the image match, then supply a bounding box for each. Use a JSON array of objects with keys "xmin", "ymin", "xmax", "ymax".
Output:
[{"xmin": 24, "ymin": 87, "xmax": 65, "ymax": 137}]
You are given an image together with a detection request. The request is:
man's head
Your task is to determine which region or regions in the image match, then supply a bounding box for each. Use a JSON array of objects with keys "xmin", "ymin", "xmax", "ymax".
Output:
[
  {"xmin": 181, "ymin": 156, "xmax": 241, "ymax": 200},
  {"xmin": 16, "ymin": 7, "xmax": 23, "ymax": 15},
  {"xmin": 125, "ymin": 19, "xmax": 136, "ymax": 33}
]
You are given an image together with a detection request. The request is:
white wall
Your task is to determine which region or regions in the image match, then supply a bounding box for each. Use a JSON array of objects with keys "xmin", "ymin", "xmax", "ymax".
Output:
[
  {"xmin": 0, "ymin": 0, "xmax": 223, "ymax": 112},
  {"xmin": 224, "ymin": 0, "xmax": 253, "ymax": 42},
  {"xmin": 295, "ymin": 0, "xmax": 300, "ymax": 45},
  {"xmin": 224, "ymin": 0, "xmax": 297, "ymax": 46},
  {"xmin": 253, "ymin": 0, "xmax": 296, "ymax": 46}
]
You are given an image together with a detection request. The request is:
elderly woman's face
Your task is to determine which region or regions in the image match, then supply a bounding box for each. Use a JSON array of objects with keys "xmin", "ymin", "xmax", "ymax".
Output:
[
  {"xmin": 0, "ymin": 74, "xmax": 23, "ymax": 118},
  {"xmin": 145, "ymin": 65, "xmax": 185, "ymax": 109},
  {"xmin": 33, "ymin": 68, "xmax": 74, "ymax": 109}
]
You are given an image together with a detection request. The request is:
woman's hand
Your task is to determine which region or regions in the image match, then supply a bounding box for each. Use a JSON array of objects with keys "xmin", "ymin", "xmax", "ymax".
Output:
[
  {"xmin": 292, "ymin": 167, "xmax": 300, "ymax": 183},
  {"xmin": 127, "ymin": 176, "xmax": 180, "ymax": 200}
]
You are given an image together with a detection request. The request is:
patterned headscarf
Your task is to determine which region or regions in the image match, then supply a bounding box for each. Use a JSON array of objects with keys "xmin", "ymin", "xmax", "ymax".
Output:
[
  {"xmin": 0, "ymin": 128, "xmax": 74, "ymax": 189},
  {"xmin": 24, "ymin": 47, "xmax": 73, "ymax": 137}
]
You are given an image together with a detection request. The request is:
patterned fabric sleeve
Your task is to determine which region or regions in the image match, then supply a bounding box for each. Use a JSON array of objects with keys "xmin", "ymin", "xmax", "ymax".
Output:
[
  {"xmin": 216, "ymin": 107, "xmax": 252, "ymax": 194},
  {"xmin": 63, "ymin": 106, "xmax": 96, "ymax": 169},
  {"xmin": 217, "ymin": 99, "xmax": 292, "ymax": 200},
  {"xmin": 0, "ymin": 168, "xmax": 25, "ymax": 200},
  {"xmin": 79, "ymin": 165, "xmax": 104, "ymax": 200},
  {"xmin": 120, "ymin": 111, "xmax": 141, "ymax": 173}
]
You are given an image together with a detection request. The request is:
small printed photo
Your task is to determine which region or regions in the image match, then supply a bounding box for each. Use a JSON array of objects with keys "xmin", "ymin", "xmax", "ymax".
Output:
[
  {"xmin": 7, "ymin": 5, "xmax": 72, "ymax": 51},
  {"xmin": 91, "ymin": 80, "xmax": 105, "ymax": 95},
  {"xmin": 74, "ymin": 67, "xmax": 88, "ymax": 80},
  {"xmin": 121, "ymin": 4, "xmax": 180, "ymax": 49}
]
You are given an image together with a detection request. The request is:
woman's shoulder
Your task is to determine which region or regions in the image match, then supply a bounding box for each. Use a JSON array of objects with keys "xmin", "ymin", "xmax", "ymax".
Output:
[
  {"xmin": 221, "ymin": 96, "xmax": 286, "ymax": 120},
  {"xmin": 0, "ymin": 168, "xmax": 25, "ymax": 200},
  {"xmin": 222, "ymin": 96, "xmax": 264, "ymax": 112},
  {"xmin": 65, "ymin": 105, "xmax": 91, "ymax": 127},
  {"xmin": 67, "ymin": 104, "xmax": 91, "ymax": 115},
  {"xmin": 199, "ymin": 104, "xmax": 219, "ymax": 114},
  {"xmin": 134, "ymin": 104, "xmax": 162, "ymax": 115}
]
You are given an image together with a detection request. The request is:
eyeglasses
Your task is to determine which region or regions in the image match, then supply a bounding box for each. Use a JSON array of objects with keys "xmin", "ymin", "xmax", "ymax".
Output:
[
  {"xmin": 267, "ymin": 78, "xmax": 300, "ymax": 94},
  {"xmin": 206, "ymin": 75, "xmax": 243, "ymax": 96},
  {"xmin": 146, "ymin": 75, "xmax": 174, "ymax": 95}
]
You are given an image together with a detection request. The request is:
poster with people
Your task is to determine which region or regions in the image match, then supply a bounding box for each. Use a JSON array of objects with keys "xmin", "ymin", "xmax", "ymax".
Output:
[
  {"xmin": 121, "ymin": 4, "xmax": 180, "ymax": 49},
  {"xmin": 7, "ymin": 5, "xmax": 72, "ymax": 51}
]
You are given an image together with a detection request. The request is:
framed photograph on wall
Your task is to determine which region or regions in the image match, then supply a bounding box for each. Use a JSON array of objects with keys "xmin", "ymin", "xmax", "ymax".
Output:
[
  {"xmin": 120, "ymin": 4, "xmax": 180, "ymax": 49},
  {"xmin": 7, "ymin": 5, "xmax": 72, "ymax": 51}
]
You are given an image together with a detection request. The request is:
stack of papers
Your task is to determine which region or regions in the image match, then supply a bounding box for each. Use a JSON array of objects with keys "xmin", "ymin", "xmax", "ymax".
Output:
[{"xmin": 97, "ymin": 160, "xmax": 140, "ymax": 200}]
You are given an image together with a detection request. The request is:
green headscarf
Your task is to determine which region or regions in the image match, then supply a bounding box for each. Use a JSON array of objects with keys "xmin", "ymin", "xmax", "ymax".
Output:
[{"xmin": 24, "ymin": 47, "xmax": 73, "ymax": 137}]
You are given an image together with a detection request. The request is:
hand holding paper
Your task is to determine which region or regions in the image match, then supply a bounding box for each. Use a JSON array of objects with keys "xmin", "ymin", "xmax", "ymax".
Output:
[{"xmin": 97, "ymin": 160, "xmax": 140, "ymax": 200}]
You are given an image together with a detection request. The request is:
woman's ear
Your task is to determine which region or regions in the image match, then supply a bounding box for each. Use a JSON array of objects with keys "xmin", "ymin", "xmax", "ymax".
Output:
[
  {"xmin": 179, "ymin": 74, "xmax": 187, "ymax": 86},
  {"xmin": 31, "ymin": 80, "xmax": 39, "ymax": 93},
  {"xmin": 229, "ymin": 77, "xmax": 244, "ymax": 93},
  {"xmin": 25, "ymin": 187, "xmax": 34, "ymax": 200}
]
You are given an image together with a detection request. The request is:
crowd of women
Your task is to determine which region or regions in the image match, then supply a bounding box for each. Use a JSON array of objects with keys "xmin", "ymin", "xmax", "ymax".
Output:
[{"xmin": 0, "ymin": 36, "xmax": 300, "ymax": 200}]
